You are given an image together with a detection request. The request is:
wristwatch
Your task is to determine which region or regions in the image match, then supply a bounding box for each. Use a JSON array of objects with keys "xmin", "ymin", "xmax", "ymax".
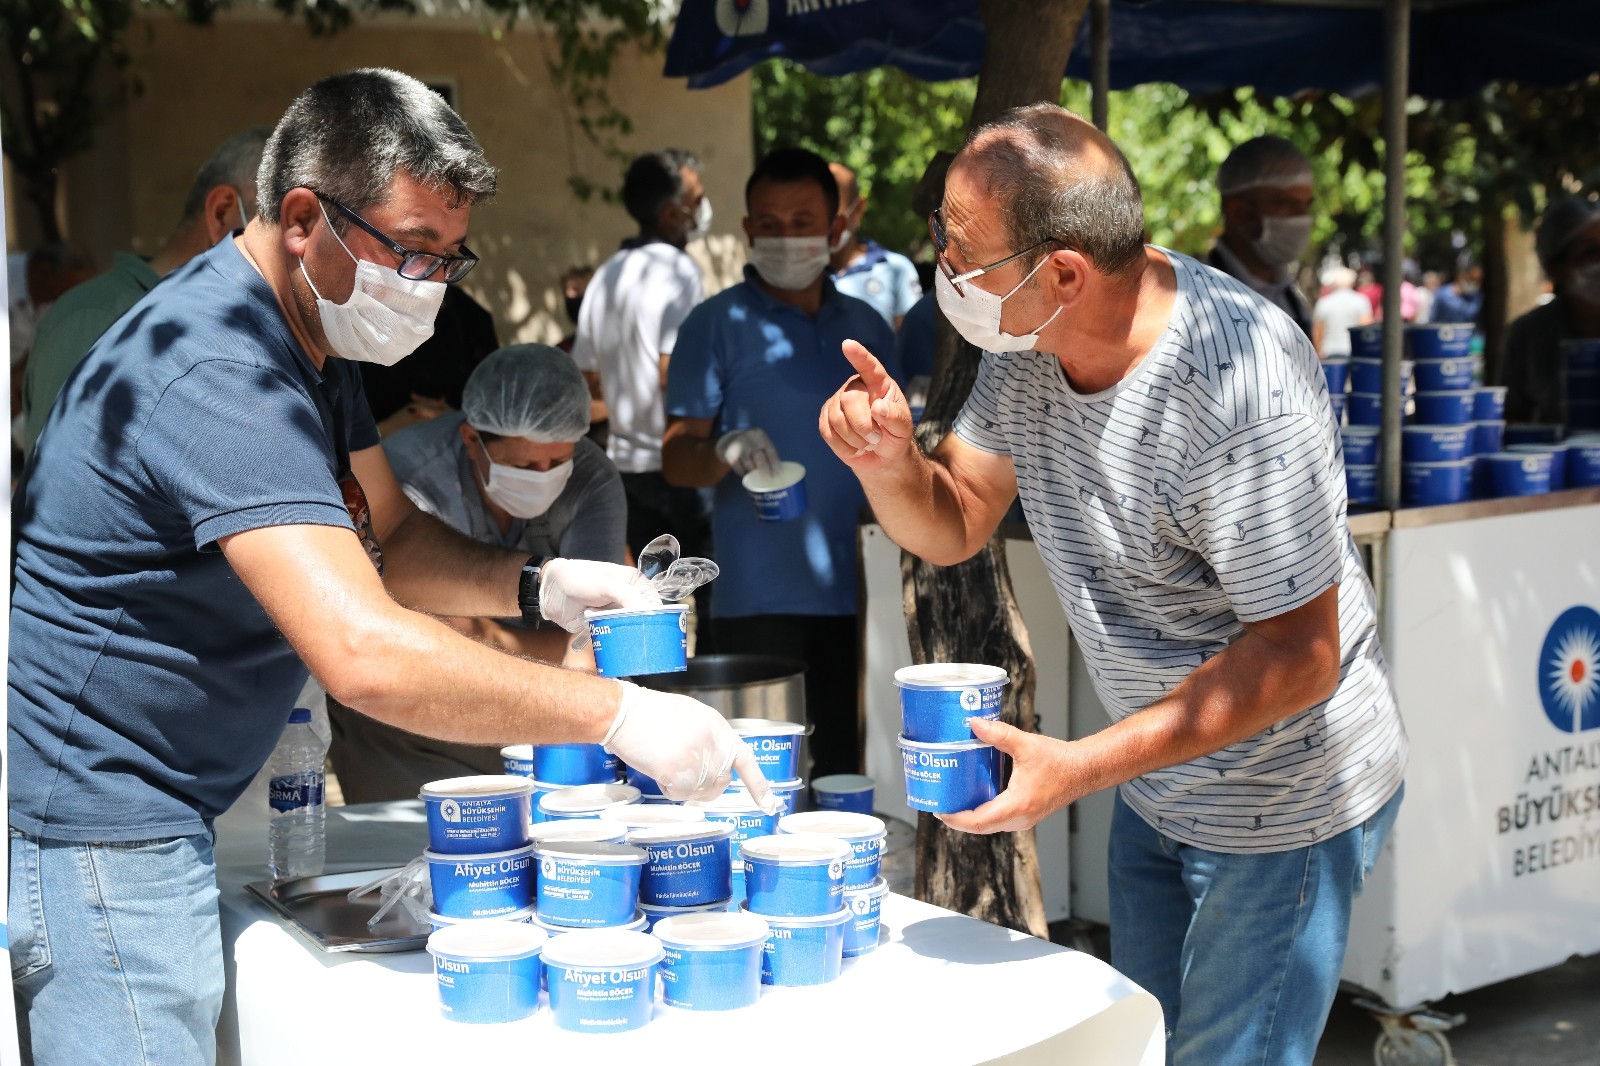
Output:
[{"xmin": 518, "ymin": 556, "xmax": 549, "ymax": 624}]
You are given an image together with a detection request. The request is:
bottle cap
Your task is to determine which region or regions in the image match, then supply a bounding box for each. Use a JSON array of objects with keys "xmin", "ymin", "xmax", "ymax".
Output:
[{"xmin": 288, "ymin": 707, "xmax": 313, "ymax": 724}]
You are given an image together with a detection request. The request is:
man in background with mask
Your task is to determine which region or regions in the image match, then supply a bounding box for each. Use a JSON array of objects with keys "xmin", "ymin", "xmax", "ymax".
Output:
[
  {"xmin": 819, "ymin": 104, "xmax": 1404, "ymax": 1064},
  {"xmin": 22, "ymin": 126, "xmax": 269, "ymax": 455},
  {"xmin": 1208, "ymin": 135, "xmax": 1316, "ymax": 338},
  {"xmin": 330, "ymin": 343, "xmax": 628, "ymax": 799},
  {"xmin": 663, "ymin": 147, "xmax": 899, "ymax": 780},
  {"xmin": 1432, "ymin": 262, "xmax": 1484, "ymax": 326},
  {"xmin": 9, "ymin": 69, "xmax": 773, "ymax": 1066},
  {"xmin": 1502, "ymin": 195, "xmax": 1600, "ymax": 424},
  {"xmin": 827, "ymin": 161, "xmax": 923, "ymax": 330},
  {"xmin": 573, "ymin": 149, "xmax": 714, "ymax": 640}
]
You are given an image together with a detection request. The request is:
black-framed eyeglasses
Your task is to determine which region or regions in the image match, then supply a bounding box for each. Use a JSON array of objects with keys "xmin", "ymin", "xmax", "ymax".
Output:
[
  {"xmin": 928, "ymin": 207, "xmax": 1062, "ymax": 297},
  {"xmin": 312, "ymin": 190, "xmax": 479, "ymax": 284}
]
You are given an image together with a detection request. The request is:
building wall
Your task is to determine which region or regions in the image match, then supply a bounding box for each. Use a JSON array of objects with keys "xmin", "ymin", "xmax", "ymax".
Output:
[{"xmin": 50, "ymin": 11, "xmax": 753, "ymax": 344}]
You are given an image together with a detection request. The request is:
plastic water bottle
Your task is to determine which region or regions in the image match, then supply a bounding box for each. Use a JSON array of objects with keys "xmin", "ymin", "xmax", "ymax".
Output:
[{"xmin": 267, "ymin": 707, "xmax": 326, "ymax": 880}]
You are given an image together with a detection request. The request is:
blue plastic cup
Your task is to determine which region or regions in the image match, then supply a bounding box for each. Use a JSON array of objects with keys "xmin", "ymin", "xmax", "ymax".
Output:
[
  {"xmin": 533, "ymin": 841, "xmax": 647, "ymax": 928},
  {"xmin": 628, "ymin": 822, "xmax": 734, "ymax": 907},
  {"xmin": 1328, "ymin": 393, "xmax": 1347, "ymax": 426},
  {"xmin": 427, "ymin": 921, "xmax": 546, "ymax": 1024},
  {"xmin": 1411, "ymin": 357, "xmax": 1475, "ymax": 392},
  {"xmin": 1349, "ymin": 357, "xmax": 1414, "ymax": 394},
  {"xmin": 1507, "ymin": 443, "xmax": 1567, "ymax": 490},
  {"xmin": 1503, "ymin": 423, "xmax": 1564, "ymax": 447},
  {"xmin": 639, "ymin": 899, "xmax": 729, "ymax": 932},
  {"xmin": 741, "ymin": 903, "xmax": 851, "ymax": 987},
  {"xmin": 537, "ymin": 782, "xmax": 641, "ymax": 822},
  {"xmin": 811, "ymin": 774, "xmax": 875, "ymax": 814},
  {"xmin": 695, "ymin": 792, "xmax": 780, "ymax": 863},
  {"xmin": 1345, "ymin": 464, "xmax": 1379, "ymax": 506},
  {"xmin": 1347, "ymin": 391, "xmax": 1384, "ymax": 426},
  {"xmin": 740, "ymin": 833, "xmax": 849, "ymax": 917},
  {"xmin": 1473, "ymin": 420, "xmax": 1505, "ymax": 455},
  {"xmin": 532, "ymin": 744, "xmax": 620, "ymax": 786},
  {"xmin": 623, "ymin": 763, "xmax": 662, "ymax": 797},
  {"xmin": 530, "ymin": 909, "xmax": 645, "ymax": 936},
  {"xmin": 614, "ymin": 804, "xmax": 705, "ymax": 831},
  {"xmin": 721, "ymin": 779, "xmax": 805, "ymax": 819},
  {"xmin": 426, "ymin": 845, "xmax": 536, "ymax": 919},
  {"xmin": 500, "ymin": 745, "xmax": 535, "ymax": 778},
  {"xmin": 528, "ymin": 819, "xmax": 629, "ymax": 848},
  {"xmin": 1474, "ymin": 386, "xmax": 1508, "ymax": 421},
  {"xmin": 543, "ymin": 930, "xmax": 662, "ymax": 1034},
  {"xmin": 586, "ymin": 605, "xmax": 689, "ymax": 678},
  {"xmin": 777, "ymin": 811, "xmax": 887, "ymax": 887},
  {"xmin": 896, "ymin": 663, "xmax": 1009, "ymax": 742},
  {"xmin": 1321, "ymin": 357, "xmax": 1349, "ymax": 395},
  {"xmin": 1401, "ymin": 459, "xmax": 1473, "ymax": 507},
  {"xmin": 842, "ymin": 876, "xmax": 890, "ymax": 958},
  {"xmin": 1488, "ymin": 450, "xmax": 1555, "ymax": 496},
  {"xmin": 420, "ymin": 776, "xmax": 534, "ymax": 856},
  {"xmin": 1348, "ymin": 325, "xmax": 1384, "ymax": 361},
  {"xmin": 1405, "ymin": 323, "xmax": 1474, "ymax": 360},
  {"xmin": 1340, "ymin": 426, "xmax": 1380, "ymax": 466},
  {"xmin": 742, "ymin": 461, "xmax": 808, "ymax": 522},
  {"xmin": 1565, "ymin": 436, "xmax": 1600, "ymax": 487},
  {"xmin": 427, "ymin": 905, "xmax": 537, "ymax": 934},
  {"xmin": 1401, "ymin": 424, "xmax": 1473, "ymax": 463},
  {"xmin": 899, "ymin": 736, "xmax": 1002, "ymax": 814},
  {"xmin": 729, "ymin": 719, "xmax": 807, "ymax": 781},
  {"xmin": 1412, "ymin": 390, "xmax": 1476, "ymax": 425},
  {"xmin": 654, "ymin": 912, "xmax": 769, "ymax": 1011}
]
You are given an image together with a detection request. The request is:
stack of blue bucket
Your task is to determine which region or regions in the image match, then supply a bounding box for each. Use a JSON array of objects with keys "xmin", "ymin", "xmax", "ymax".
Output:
[
  {"xmin": 501, "ymin": 741, "xmax": 622, "ymax": 823},
  {"xmin": 895, "ymin": 664, "xmax": 1007, "ymax": 814},
  {"xmin": 777, "ymin": 811, "xmax": 891, "ymax": 959},
  {"xmin": 737, "ymin": 832, "xmax": 854, "ymax": 986}
]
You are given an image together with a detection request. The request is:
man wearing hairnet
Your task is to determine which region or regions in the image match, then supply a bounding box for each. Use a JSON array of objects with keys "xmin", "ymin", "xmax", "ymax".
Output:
[
  {"xmin": 327, "ymin": 344, "xmax": 627, "ymax": 800},
  {"xmin": 1500, "ymin": 195, "xmax": 1600, "ymax": 424},
  {"xmin": 1208, "ymin": 136, "xmax": 1316, "ymax": 337}
]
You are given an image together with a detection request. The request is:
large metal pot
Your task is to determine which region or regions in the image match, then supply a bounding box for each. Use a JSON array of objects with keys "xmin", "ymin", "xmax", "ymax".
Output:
[{"xmin": 632, "ymin": 654, "xmax": 806, "ymax": 726}]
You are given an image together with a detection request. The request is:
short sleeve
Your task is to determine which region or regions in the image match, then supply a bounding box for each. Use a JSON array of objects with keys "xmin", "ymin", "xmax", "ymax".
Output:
[
  {"xmin": 663, "ymin": 301, "xmax": 724, "ymax": 422},
  {"xmin": 951, "ymin": 351, "xmax": 1014, "ymax": 455},
  {"xmin": 1176, "ymin": 414, "xmax": 1345, "ymax": 623},
  {"xmin": 136, "ymin": 360, "xmax": 353, "ymax": 549},
  {"xmin": 342, "ymin": 364, "xmax": 380, "ymax": 452},
  {"xmin": 570, "ymin": 300, "xmax": 599, "ymax": 372}
]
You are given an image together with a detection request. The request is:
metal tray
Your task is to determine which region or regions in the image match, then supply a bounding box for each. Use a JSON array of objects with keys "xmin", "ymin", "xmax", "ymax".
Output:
[{"xmin": 245, "ymin": 868, "xmax": 431, "ymax": 953}]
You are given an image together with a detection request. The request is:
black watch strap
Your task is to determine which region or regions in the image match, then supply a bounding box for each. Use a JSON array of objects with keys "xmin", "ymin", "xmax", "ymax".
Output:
[{"xmin": 518, "ymin": 556, "xmax": 549, "ymax": 623}]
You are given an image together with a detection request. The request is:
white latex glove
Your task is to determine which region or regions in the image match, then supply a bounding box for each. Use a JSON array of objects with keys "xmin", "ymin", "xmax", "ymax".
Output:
[
  {"xmin": 604, "ymin": 680, "xmax": 781, "ymax": 812},
  {"xmin": 539, "ymin": 558, "xmax": 663, "ymax": 633},
  {"xmin": 715, "ymin": 427, "xmax": 781, "ymax": 477}
]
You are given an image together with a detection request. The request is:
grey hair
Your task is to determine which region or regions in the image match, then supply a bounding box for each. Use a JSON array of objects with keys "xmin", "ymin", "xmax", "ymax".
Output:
[
  {"xmin": 1216, "ymin": 135, "xmax": 1312, "ymax": 197},
  {"xmin": 257, "ymin": 68, "xmax": 497, "ymax": 224},
  {"xmin": 180, "ymin": 126, "xmax": 271, "ymax": 223},
  {"xmin": 961, "ymin": 103, "xmax": 1147, "ymax": 279}
]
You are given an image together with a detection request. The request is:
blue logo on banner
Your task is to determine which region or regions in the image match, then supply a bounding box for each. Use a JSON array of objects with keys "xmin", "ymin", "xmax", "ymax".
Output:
[{"xmin": 1537, "ymin": 606, "xmax": 1600, "ymax": 733}]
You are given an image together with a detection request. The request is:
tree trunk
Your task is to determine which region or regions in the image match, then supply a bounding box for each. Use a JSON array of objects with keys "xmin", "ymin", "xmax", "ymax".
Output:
[
  {"xmin": 906, "ymin": 0, "xmax": 1088, "ymax": 938},
  {"xmin": 1480, "ymin": 193, "xmax": 1509, "ymax": 389}
]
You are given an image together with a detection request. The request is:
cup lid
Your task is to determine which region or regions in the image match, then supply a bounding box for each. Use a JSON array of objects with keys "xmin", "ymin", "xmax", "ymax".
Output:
[
  {"xmin": 894, "ymin": 663, "xmax": 1009, "ymax": 688},
  {"xmin": 537, "ymin": 783, "xmax": 641, "ymax": 812},
  {"xmin": 692, "ymin": 790, "xmax": 767, "ymax": 815},
  {"xmin": 531, "ymin": 841, "xmax": 648, "ymax": 865},
  {"xmin": 628, "ymin": 821, "xmax": 734, "ymax": 846},
  {"xmin": 614, "ymin": 805, "xmax": 706, "ymax": 830},
  {"xmin": 811, "ymin": 774, "xmax": 875, "ymax": 793},
  {"xmin": 653, "ymin": 911, "xmax": 770, "ymax": 950},
  {"xmin": 423, "ymin": 843, "xmax": 534, "ymax": 863},
  {"xmin": 728, "ymin": 718, "xmax": 809, "ymax": 737},
  {"xmin": 500, "ymin": 744, "xmax": 534, "ymax": 759},
  {"xmin": 529, "ymin": 820, "xmax": 628, "ymax": 845},
  {"xmin": 427, "ymin": 920, "xmax": 546, "ymax": 961},
  {"xmin": 583, "ymin": 604, "xmax": 690, "ymax": 621},
  {"xmin": 778, "ymin": 811, "xmax": 886, "ymax": 841},
  {"xmin": 542, "ymin": 928, "xmax": 663, "ymax": 970},
  {"xmin": 740, "ymin": 832, "xmax": 851, "ymax": 865},
  {"xmin": 738, "ymin": 901, "xmax": 852, "ymax": 927},
  {"xmin": 419, "ymin": 774, "xmax": 534, "ymax": 799}
]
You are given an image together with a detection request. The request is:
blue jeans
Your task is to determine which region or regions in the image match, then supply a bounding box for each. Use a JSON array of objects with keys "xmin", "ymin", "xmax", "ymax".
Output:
[
  {"xmin": 9, "ymin": 830, "xmax": 224, "ymax": 1066},
  {"xmin": 1109, "ymin": 786, "xmax": 1402, "ymax": 1066}
]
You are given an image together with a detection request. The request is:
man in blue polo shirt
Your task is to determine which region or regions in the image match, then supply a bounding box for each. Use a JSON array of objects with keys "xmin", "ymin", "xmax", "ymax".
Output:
[
  {"xmin": 828, "ymin": 161, "xmax": 923, "ymax": 330},
  {"xmin": 8, "ymin": 69, "xmax": 771, "ymax": 1066},
  {"xmin": 662, "ymin": 148, "xmax": 899, "ymax": 780}
]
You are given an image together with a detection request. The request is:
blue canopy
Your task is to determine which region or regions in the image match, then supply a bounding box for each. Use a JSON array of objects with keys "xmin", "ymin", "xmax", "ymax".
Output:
[{"xmin": 665, "ymin": 0, "xmax": 1600, "ymax": 99}]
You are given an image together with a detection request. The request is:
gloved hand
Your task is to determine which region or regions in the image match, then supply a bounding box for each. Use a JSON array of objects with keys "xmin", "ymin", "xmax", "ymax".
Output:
[
  {"xmin": 715, "ymin": 427, "xmax": 781, "ymax": 477},
  {"xmin": 539, "ymin": 558, "xmax": 663, "ymax": 633},
  {"xmin": 604, "ymin": 680, "xmax": 781, "ymax": 812}
]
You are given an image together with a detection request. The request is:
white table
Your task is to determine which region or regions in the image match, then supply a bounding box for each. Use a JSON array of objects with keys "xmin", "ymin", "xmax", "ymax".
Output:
[{"xmin": 214, "ymin": 803, "xmax": 1163, "ymax": 1066}]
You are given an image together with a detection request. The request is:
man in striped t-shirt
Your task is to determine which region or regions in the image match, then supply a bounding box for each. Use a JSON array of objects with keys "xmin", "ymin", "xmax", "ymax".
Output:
[{"xmin": 820, "ymin": 104, "xmax": 1406, "ymax": 1065}]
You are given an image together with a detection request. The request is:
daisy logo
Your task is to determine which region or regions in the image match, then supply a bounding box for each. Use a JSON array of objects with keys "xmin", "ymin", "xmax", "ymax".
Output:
[
  {"xmin": 1537, "ymin": 606, "xmax": 1600, "ymax": 734},
  {"xmin": 440, "ymin": 798, "xmax": 461, "ymax": 823},
  {"xmin": 959, "ymin": 688, "xmax": 984, "ymax": 712},
  {"xmin": 542, "ymin": 858, "xmax": 557, "ymax": 878}
]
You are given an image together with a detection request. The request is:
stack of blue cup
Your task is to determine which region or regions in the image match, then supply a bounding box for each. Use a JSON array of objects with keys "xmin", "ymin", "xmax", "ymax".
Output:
[
  {"xmin": 777, "ymin": 810, "xmax": 889, "ymax": 958},
  {"xmin": 502, "ymin": 742, "xmax": 622, "ymax": 824},
  {"xmin": 738, "ymin": 833, "xmax": 852, "ymax": 986},
  {"xmin": 419, "ymin": 776, "xmax": 537, "ymax": 927},
  {"xmin": 895, "ymin": 664, "xmax": 1006, "ymax": 814}
]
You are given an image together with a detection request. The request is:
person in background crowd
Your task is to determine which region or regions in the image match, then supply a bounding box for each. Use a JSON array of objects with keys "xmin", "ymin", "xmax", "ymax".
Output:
[
  {"xmin": 572, "ymin": 149, "xmax": 714, "ymax": 637},
  {"xmin": 9, "ymin": 243, "xmax": 94, "ymax": 374},
  {"xmin": 820, "ymin": 103, "xmax": 1404, "ymax": 1065},
  {"xmin": 7, "ymin": 69, "xmax": 771, "ymax": 1066},
  {"xmin": 827, "ymin": 161, "xmax": 923, "ymax": 330},
  {"xmin": 357, "ymin": 284, "xmax": 499, "ymax": 435},
  {"xmin": 663, "ymin": 147, "xmax": 900, "ymax": 779},
  {"xmin": 1501, "ymin": 196, "xmax": 1600, "ymax": 425},
  {"xmin": 1414, "ymin": 270, "xmax": 1441, "ymax": 323},
  {"xmin": 1312, "ymin": 265, "xmax": 1372, "ymax": 358},
  {"xmin": 1432, "ymin": 262, "xmax": 1484, "ymax": 325},
  {"xmin": 1207, "ymin": 135, "xmax": 1315, "ymax": 337},
  {"xmin": 330, "ymin": 343, "xmax": 627, "ymax": 800},
  {"xmin": 22, "ymin": 129, "xmax": 266, "ymax": 454},
  {"xmin": 1355, "ymin": 264, "xmax": 1382, "ymax": 319}
]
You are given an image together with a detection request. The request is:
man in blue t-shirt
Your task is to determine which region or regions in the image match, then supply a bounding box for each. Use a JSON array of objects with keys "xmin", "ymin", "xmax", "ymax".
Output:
[
  {"xmin": 8, "ymin": 69, "xmax": 773, "ymax": 1066},
  {"xmin": 663, "ymin": 148, "xmax": 899, "ymax": 780},
  {"xmin": 827, "ymin": 161, "xmax": 923, "ymax": 330}
]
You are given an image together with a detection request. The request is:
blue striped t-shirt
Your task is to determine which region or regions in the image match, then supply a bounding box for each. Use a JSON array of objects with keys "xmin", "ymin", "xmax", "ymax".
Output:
[{"xmin": 953, "ymin": 250, "xmax": 1407, "ymax": 853}]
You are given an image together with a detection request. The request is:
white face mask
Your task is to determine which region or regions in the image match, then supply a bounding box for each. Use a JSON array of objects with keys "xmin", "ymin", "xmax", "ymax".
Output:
[
  {"xmin": 830, "ymin": 203, "xmax": 860, "ymax": 255},
  {"xmin": 1567, "ymin": 263, "xmax": 1600, "ymax": 305},
  {"xmin": 478, "ymin": 441, "xmax": 574, "ymax": 519},
  {"xmin": 933, "ymin": 253, "xmax": 1062, "ymax": 353},
  {"xmin": 748, "ymin": 236, "xmax": 831, "ymax": 291},
  {"xmin": 301, "ymin": 202, "xmax": 445, "ymax": 366},
  {"xmin": 687, "ymin": 197, "xmax": 712, "ymax": 243},
  {"xmin": 1254, "ymin": 214, "xmax": 1313, "ymax": 269}
]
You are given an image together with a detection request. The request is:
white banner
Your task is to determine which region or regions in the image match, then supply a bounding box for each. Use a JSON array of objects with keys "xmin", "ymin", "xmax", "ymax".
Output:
[{"xmin": 1344, "ymin": 502, "xmax": 1600, "ymax": 1005}]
